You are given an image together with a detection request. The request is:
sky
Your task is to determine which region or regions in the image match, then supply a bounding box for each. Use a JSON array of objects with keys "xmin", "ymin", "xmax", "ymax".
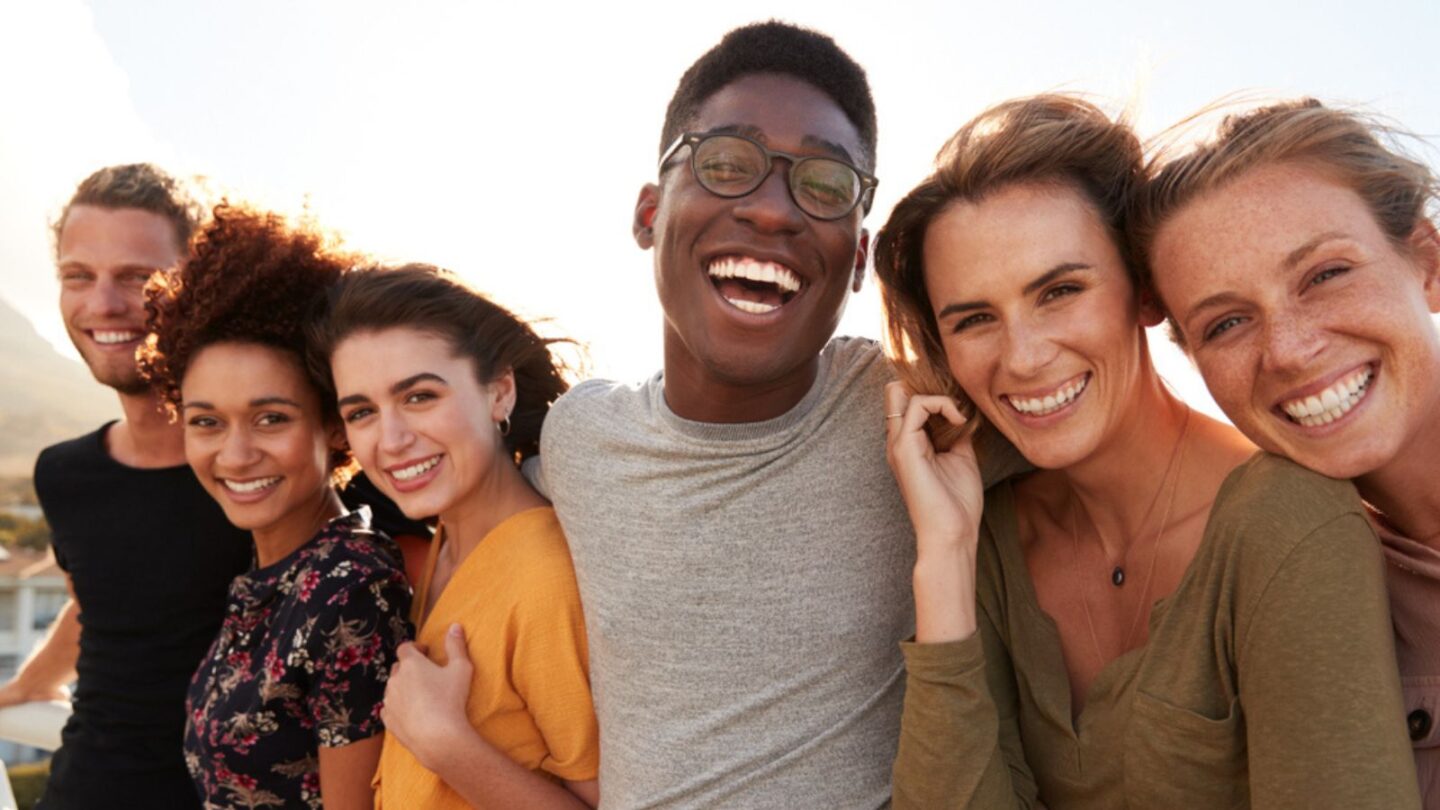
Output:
[{"xmin": 2, "ymin": 0, "xmax": 1437, "ymax": 420}]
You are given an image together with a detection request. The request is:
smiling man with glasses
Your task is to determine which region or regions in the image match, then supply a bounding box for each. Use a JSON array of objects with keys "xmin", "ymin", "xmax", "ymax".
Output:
[{"xmin": 531, "ymin": 22, "xmax": 918, "ymax": 808}]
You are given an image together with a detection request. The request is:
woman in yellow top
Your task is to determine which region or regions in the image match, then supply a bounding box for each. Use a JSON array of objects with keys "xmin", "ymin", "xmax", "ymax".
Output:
[
  {"xmin": 875, "ymin": 95, "xmax": 1417, "ymax": 808},
  {"xmin": 307, "ymin": 264, "xmax": 599, "ymax": 808}
]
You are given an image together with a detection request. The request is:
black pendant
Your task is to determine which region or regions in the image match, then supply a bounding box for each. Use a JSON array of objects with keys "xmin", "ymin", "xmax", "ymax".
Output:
[{"xmin": 1111, "ymin": 566, "xmax": 1125, "ymax": 587}]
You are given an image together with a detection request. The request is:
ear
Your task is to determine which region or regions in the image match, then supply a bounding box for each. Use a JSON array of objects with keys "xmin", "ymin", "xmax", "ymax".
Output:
[
  {"xmin": 1407, "ymin": 219, "xmax": 1440, "ymax": 313},
  {"xmin": 852, "ymin": 229, "xmax": 870, "ymax": 293},
  {"xmin": 488, "ymin": 369, "xmax": 518, "ymax": 423},
  {"xmin": 1137, "ymin": 287, "xmax": 1167, "ymax": 328},
  {"xmin": 634, "ymin": 184, "xmax": 660, "ymax": 250}
]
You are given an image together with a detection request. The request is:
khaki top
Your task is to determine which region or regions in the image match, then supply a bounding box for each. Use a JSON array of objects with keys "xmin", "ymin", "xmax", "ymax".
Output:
[{"xmin": 892, "ymin": 453, "xmax": 1420, "ymax": 809}]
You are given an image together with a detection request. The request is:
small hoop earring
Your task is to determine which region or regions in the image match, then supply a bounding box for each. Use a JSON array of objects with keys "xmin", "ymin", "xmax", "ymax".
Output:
[{"xmin": 497, "ymin": 417, "xmax": 512, "ymax": 437}]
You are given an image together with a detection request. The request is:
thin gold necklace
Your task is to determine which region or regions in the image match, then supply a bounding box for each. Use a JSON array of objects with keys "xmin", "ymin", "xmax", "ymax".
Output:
[{"xmin": 1071, "ymin": 406, "xmax": 1192, "ymax": 662}]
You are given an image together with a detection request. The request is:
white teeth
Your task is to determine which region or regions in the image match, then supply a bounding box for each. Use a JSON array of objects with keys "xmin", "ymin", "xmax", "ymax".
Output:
[
  {"xmin": 725, "ymin": 298, "xmax": 779, "ymax": 314},
  {"xmin": 1007, "ymin": 375, "xmax": 1089, "ymax": 416},
  {"xmin": 1281, "ymin": 366, "xmax": 1374, "ymax": 427},
  {"xmin": 707, "ymin": 257, "xmax": 802, "ymax": 294},
  {"xmin": 222, "ymin": 476, "xmax": 281, "ymax": 494},
  {"xmin": 392, "ymin": 455, "xmax": 441, "ymax": 481},
  {"xmin": 93, "ymin": 330, "xmax": 141, "ymax": 344}
]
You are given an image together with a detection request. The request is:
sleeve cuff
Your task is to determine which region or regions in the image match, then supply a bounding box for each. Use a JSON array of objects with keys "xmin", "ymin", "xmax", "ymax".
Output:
[{"xmin": 900, "ymin": 633, "xmax": 987, "ymax": 682}]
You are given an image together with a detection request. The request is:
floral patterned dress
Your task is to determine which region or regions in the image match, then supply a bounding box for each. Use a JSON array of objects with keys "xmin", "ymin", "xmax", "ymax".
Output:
[{"xmin": 183, "ymin": 508, "xmax": 413, "ymax": 809}]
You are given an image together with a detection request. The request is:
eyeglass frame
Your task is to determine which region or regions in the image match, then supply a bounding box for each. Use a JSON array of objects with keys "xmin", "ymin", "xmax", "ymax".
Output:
[{"xmin": 658, "ymin": 131, "xmax": 879, "ymax": 221}]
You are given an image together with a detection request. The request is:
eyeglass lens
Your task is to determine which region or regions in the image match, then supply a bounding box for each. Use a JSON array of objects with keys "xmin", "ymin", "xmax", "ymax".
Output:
[{"xmin": 692, "ymin": 135, "xmax": 862, "ymax": 220}]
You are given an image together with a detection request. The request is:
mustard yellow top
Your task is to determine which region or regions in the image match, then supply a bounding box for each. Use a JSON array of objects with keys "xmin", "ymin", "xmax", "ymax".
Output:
[{"xmin": 374, "ymin": 507, "xmax": 599, "ymax": 808}]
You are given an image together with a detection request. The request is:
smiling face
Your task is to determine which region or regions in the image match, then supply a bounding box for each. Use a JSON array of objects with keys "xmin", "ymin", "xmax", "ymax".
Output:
[
  {"xmin": 330, "ymin": 327, "xmax": 514, "ymax": 524},
  {"xmin": 57, "ymin": 205, "xmax": 183, "ymax": 394},
  {"xmin": 923, "ymin": 182, "xmax": 1154, "ymax": 469},
  {"xmin": 637, "ymin": 73, "xmax": 869, "ymax": 407},
  {"xmin": 1150, "ymin": 162, "xmax": 1440, "ymax": 479},
  {"xmin": 181, "ymin": 342, "xmax": 338, "ymax": 541}
]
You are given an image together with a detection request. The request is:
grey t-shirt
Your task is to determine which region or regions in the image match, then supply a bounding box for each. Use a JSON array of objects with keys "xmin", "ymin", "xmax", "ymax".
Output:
[{"xmin": 538, "ymin": 337, "xmax": 915, "ymax": 809}]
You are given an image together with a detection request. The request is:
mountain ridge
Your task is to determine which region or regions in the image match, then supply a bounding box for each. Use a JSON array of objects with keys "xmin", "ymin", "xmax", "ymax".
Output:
[{"xmin": 0, "ymin": 297, "xmax": 120, "ymax": 475}]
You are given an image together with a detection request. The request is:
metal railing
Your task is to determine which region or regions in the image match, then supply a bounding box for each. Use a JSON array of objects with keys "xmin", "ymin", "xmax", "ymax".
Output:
[{"xmin": 0, "ymin": 701, "xmax": 71, "ymax": 810}]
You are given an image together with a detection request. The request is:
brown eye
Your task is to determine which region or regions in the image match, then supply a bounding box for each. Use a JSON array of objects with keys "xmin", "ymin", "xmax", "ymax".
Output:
[
  {"xmin": 952, "ymin": 313, "xmax": 994, "ymax": 334},
  {"xmin": 1041, "ymin": 283, "xmax": 1083, "ymax": 302}
]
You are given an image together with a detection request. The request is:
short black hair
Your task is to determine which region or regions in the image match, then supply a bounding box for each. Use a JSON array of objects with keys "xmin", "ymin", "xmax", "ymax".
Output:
[{"xmin": 659, "ymin": 21, "xmax": 878, "ymax": 171}]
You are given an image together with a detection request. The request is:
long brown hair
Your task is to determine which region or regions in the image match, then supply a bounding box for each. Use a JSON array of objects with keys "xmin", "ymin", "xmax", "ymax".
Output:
[
  {"xmin": 306, "ymin": 264, "xmax": 574, "ymax": 463},
  {"xmin": 873, "ymin": 94, "xmax": 1143, "ymax": 448}
]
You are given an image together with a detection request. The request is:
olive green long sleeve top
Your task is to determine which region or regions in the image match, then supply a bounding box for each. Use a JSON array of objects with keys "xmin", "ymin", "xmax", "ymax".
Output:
[{"xmin": 892, "ymin": 453, "xmax": 1420, "ymax": 809}]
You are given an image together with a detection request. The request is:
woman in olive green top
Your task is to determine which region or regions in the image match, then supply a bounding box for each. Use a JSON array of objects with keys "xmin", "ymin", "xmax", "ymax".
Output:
[{"xmin": 873, "ymin": 95, "xmax": 1419, "ymax": 809}]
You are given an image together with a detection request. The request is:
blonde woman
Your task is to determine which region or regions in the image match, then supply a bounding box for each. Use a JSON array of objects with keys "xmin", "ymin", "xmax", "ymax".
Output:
[{"xmin": 1134, "ymin": 98, "xmax": 1440, "ymax": 805}]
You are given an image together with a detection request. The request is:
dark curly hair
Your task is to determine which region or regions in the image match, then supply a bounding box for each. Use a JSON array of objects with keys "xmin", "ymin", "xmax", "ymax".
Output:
[
  {"xmin": 139, "ymin": 203, "xmax": 357, "ymax": 472},
  {"xmin": 305, "ymin": 264, "xmax": 573, "ymax": 464},
  {"xmin": 660, "ymin": 21, "xmax": 878, "ymax": 172}
]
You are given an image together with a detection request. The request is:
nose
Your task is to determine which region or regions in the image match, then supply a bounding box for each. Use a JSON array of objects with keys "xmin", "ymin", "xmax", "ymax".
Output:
[
  {"xmin": 378, "ymin": 409, "xmax": 414, "ymax": 456},
  {"xmin": 1260, "ymin": 314, "xmax": 1327, "ymax": 376},
  {"xmin": 1000, "ymin": 320, "xmax": 1060, "ymax": 380},
  {"xmin": 731, "ymin": 161, "xmax": 806, "ymax": 234},
  {"xmin": 215, "ymin": 426, "xmax": 260, "ymax": 470},
  {"xmin": 92, "ymin": 277, "xmax": 134, "ymax": 317}
]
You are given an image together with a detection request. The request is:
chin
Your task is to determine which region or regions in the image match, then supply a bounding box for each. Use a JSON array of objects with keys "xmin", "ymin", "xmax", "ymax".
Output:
[
  {"xmin": 389, "ymin": 489, "xmax": 451, "ymax": 522},
  {"xmin": 1275, "ymin": 438, "xmax": 1394, "ymax": 481},
  {"xmin": 216, "ymin": 506, "xmax": 269, "ymax": 533}
]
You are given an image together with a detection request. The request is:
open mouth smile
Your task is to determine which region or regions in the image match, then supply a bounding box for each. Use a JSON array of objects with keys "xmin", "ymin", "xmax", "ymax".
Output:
[
  {"xmin": 1277, "ymin": 363, "xmax": 1374, "ymax": 428},
  {"xmin": 219, "ymin": 475, "xmax": 283, "ymax": 503},
  {"xmin": 87, "ymin": 329, "xmax": 144, "ymax": 346},
  {"xmin": 707, "ymin": 255, "xmax": 804, "ymax": 315},
  {"xmin": 1002, "ymin": 372, "xmax": 1090, "ymax": 418},
  {"xmin": 390, "ymin": 454, "xmax": 442, "ymax": 481},
  {"xmin": 385, "ymin": 454, "xmax": 444, "ymax": 493}
]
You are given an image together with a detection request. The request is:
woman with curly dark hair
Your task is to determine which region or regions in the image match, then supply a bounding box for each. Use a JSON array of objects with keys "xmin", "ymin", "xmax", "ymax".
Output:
[
  {"xmin": 140, "ymin": 205, "xmax": 411, "ymax": 809},
  {"xmin": 307, "ymin": 265, "xmax": 599, "ymax": 809}
]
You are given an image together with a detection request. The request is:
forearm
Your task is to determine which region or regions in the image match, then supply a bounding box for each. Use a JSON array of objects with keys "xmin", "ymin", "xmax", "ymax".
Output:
[
  {"xmin": 318, "ymin": 735, "xmax": 383, "ymax": 810},
  {"xmin": 2, "ymin": 599, "xmax": 79, "ymax": 701},
  {"xmin": 892, "ymin": 635, "xmax": 1032, "ymax": 810},
  {"xmin": 913, "ymin": 539, "xmax": 979, "ymax": 643},
  {"xmin": 427, "ymin": 725, "xmax": 591, "ymax": 809}
]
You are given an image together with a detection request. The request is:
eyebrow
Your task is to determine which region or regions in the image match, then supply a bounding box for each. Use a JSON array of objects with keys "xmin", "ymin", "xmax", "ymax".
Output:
[
  {"xmin": 707, "ymin": 124, "xmax": 857, "ymax": 164},
  {"xmin": 56, "ymin": 261, "xmax": 163, "ymax": 274},
  {"xmin": 180, "ymin": 396, "xmax": 303, "ymax": 411},
  {"xmin": 1181, "ymin": 232, "xmax": 1354, "ymax": 329},
  {"xmin": 250, "ymin": 396, "xmax": 303, "ymax": 408},
  {"xmin": 934, "ymin": 262, "xmax": 1090, "ymax": 320},
  {"xmin": 1283, "ymin": 231, "xmax": 1349, "ymax": 270},
  {"xmin": 335, "ymin": 372, "xmax": 448, "ymax": 409}
]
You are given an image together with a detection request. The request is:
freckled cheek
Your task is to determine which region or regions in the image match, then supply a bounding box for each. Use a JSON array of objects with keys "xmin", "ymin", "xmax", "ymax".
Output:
[
  {"xmin": 1194, "ymin": 352, "xmax": 1261, "ymax": 418},
  {"xmin": 944, "ymin": 346, "xmax": 998, "ymax": 413}
]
